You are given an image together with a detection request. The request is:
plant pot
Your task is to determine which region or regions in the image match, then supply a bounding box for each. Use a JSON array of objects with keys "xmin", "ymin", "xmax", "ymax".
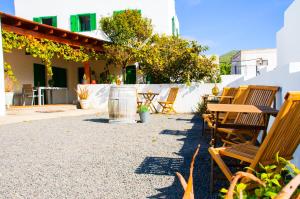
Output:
[
  {"xmin": 139, "ymin": 111, "xmax": 150, "ymax": 123},
  {"xmin": 5, "ymin": 92, "xmax": 14, "ymax": 108},
  {"xmin": 79, "ymin": 99, "xmax": 89, "ymax": 109}
]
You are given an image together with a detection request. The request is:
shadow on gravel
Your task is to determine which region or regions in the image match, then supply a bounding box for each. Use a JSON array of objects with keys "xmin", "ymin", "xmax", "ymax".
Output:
[
  {"xmin": 136, "ymin": 115, "xmax": 226, "ymax": 199},
  {"xmin": 83, "ymin": 118, "xmax": 109, "ymax": 123}
]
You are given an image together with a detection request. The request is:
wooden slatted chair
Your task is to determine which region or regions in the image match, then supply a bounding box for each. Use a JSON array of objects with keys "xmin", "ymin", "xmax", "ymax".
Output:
[
  {"xmin": 202, "ymin": 87, "xmax": 242, "ymax": 135},
  {"xmin": 207, "ymin": 85, "xmax": 279, "ymax": 145},
  {"xmin": 209, "ymin": 92, "xmax": 300, "ymax": 191},
  {"xmin": 158, "ymin": 87, "xmax": 179, "ymax": 114}
]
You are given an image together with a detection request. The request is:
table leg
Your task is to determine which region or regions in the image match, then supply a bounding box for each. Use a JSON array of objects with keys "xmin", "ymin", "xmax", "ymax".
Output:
[
  {"xmin": 38, "ymin": 88, "xmax": 42, "ymax": 106},
  {"xmin": 210, "ymin": 111, "xmax": 219, "ymax": 147}
]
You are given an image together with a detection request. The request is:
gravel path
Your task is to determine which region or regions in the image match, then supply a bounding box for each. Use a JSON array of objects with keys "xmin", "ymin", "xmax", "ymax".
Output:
[{"xmin": 0, "ymin": 114, "xmax": 217, "ymax": 199}]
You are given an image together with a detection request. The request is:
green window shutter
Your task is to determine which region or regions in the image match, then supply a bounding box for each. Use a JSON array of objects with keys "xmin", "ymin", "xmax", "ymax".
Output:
[
  {"xmin": 70, "ymin": 15, "xmax": 79, "ymax": 32},
  {"xmin": 52, "ymin": 16, "xmax": 57, "ymax": 27},
  {"xmin": 90, "ymin": 13, "xmax": 96, "ymax": 30},
  {"xmin": 172, "ymin": 17, "xmax": 175, "ymax": 36},
  {"xmin": 33, "ymin": 17, "xmax": 42, "ymax": 23}
]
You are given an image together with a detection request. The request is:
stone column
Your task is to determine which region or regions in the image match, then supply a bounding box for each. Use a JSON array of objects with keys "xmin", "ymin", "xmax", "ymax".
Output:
[{"xmin": 0, "ymin": 17, "xmax": 6, "ymax": 116}]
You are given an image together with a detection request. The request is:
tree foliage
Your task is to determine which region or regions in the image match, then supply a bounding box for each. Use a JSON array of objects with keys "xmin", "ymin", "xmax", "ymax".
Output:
[
  {"xmin": 100, "ymin": 10, "xmax": 153, "ymax": 70},
  {"xmin": 219, "ymin": 50, "xmax": 238, "ymax": 75},
  {"xmin": 138, "ymin": 35, "xmax": 219, "ymax": 83}
]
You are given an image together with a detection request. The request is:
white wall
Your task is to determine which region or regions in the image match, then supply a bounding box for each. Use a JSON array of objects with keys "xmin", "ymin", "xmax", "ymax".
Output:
[
  {"xmin": 277, "ymin": 0, "xmax": 300, "ymax": 67},
  {"xmin": 14, "ymin": 0, "xmax": 179, "ymax": 40},
  {"xmin": 78, "ymin": 75, "xmax": 242, "ymax": 113}
]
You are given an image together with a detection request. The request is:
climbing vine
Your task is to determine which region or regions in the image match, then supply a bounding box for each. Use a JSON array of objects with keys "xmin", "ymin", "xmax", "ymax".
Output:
[{"xmin": 2, "ymin": 30, "xmax": 104, "ymax": 78}]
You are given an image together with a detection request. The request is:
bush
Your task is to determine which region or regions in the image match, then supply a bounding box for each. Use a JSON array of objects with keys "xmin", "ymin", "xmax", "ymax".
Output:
[
  {"xmin": 138, "ymin": 105, "xmax": 149, "ymax": 113},
  {"xmin": 220, "ymin": 154, "xmax": 300, "ymax": 198}
]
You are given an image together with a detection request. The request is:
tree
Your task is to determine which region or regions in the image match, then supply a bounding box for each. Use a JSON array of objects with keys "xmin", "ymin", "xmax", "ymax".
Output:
[
  {"xmin": 138, "ymin": 35, "xmax": 219, "ymax": 83},
  {"xmin": 99, "ymin": 10, "xmax": 153, "ymax": 77},
  {"xmin": 219, "ymin": 50, "xmax": 238, "ymax": 75}
]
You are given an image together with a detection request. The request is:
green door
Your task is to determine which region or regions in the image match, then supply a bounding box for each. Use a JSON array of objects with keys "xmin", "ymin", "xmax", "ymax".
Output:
[
  {"xmin": 125, "ymin": 65, "xmax": 136, "ymax": 84},
  {"xmin": 33, "ymin": 63, "xmax": 46, "ymax": 87}
]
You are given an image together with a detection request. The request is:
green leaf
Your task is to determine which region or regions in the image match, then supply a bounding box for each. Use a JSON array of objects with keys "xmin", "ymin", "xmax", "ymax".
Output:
[
  {"xmin": 220, "ymin": 188, "xmax": 228, "ymax": 193},
  {"xmin": 236, "ymin": 183, "xmax": 247, "ymax": 193}
]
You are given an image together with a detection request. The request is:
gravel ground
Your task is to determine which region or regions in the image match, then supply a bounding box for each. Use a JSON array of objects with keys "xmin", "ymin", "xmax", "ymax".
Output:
[{"xmin": 0, "ymin": 114, "xmax": 223, "ymax": 199}]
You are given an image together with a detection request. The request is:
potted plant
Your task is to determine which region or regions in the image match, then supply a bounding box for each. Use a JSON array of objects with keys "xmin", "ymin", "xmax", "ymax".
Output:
[
  {"xmin": 4, "ymin": 77, "xmax": 14, "ymax": 108},
  {"xmin": 76, "ymin": 87, "xmax": 89, "ymax": 109},
  {"xmin": 139, "ymin": 105, "xmax": 150, "ymax": 123}
]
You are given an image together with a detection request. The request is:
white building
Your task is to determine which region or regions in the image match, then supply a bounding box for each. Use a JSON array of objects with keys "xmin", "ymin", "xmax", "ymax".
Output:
[
  {"xmin": 13, "ymin": 0, "xmax": 180, "ymax": 40},
  {"xmin": 231, "ymin": 48, "xmax": 277, "ymax": 80}
]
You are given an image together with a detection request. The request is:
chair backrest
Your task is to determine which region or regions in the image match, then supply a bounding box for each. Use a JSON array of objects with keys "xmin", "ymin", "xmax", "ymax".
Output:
[
  {"xmin": 22, "ymin": 84, "xmax": 34, "ymax": 95},
  {"xmin": 250, "ymin": 92, "xmax": 300, "ymax": 168},
  {"xmin": 222, "ymin": 85, "xmax": 279, "ymax": 125},
  {"xmin": 219, "ymin": 87, "xmax": 238, "ymax": 104},
  {"xmin": 222, "ymin": 85, "xmax": 248, "ymax": 121},
  {"xmin": 233, "ymin": 85, "xmax": 279, "ymax": 126},
  {"xmin": 167, "ymin": 87, "xmax": 179, "ymax": 102}
]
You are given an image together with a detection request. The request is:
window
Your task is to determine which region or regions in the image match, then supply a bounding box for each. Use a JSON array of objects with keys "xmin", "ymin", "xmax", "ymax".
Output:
[
  {"xmin": 70, "ymin": 13, "xmax": 96, "ymax": 32},
  {"xmin": 52, "ymin": 67, "xmax": 67, "ymax": 87},
  {"xmin": 33, "ymin": 16, "xmax": 57, "ymax": 27}
]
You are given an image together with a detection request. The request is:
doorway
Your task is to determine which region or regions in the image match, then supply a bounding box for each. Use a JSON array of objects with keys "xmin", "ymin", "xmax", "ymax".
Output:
[{"xmin": 125, "ymin": 65, "xmax": 136, "ymax": 84}]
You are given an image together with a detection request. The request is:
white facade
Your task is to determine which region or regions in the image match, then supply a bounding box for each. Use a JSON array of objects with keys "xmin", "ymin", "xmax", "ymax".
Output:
[
  {"xmin": 13, "ymin": 0, "xmax": 180, "ymax": 40},
  {"xmin": 231, "ymin": 48, "xmax": 277, "ymax": 80}
]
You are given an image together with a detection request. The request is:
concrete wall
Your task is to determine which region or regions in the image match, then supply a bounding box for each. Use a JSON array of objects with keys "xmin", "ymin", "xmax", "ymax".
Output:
[
  {"xmin": 13, "ymin": 0, "xmax": 179, "ymax": 39},
  {"xmin": 4, "ymin": 49, "xmax": 111, "ymax": 105},
  {"xmin": 78, "ymin": 75, "xmax": 242, "ymax": 113}
]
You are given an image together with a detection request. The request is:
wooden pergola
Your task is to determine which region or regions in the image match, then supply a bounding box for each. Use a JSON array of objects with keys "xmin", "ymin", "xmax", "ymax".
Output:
[
  {"xmin": 0, "ymin": 12, "xmax": 106, "ymax": 52},
  {"xmin": 0, "ymin": 12, "xmax": 108, "ymax": 115}
]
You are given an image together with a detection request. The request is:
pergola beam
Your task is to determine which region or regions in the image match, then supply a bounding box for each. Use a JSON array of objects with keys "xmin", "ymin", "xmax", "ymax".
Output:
[{"xmin": 2, "ymin": 24, "xmax": 104, "ymax": 52}]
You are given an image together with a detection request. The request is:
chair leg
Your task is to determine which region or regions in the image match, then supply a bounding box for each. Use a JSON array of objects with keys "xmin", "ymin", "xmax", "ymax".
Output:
[{"xmin": 208, "ymin": 147, "xmax": 233, "ymax": 181}]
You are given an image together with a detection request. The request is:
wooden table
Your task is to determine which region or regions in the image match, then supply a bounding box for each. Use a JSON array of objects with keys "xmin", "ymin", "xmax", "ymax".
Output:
[
  {"xmin": 207, "ymin": 104, "xmax": 279, "ymax": 146},
  {"xmin": 138, "ymin": 92, "xmax": 159, "ymax": 113},
  {"xmin": 37, "ymin": 87, "xmax": 68, "ymax": 105}
]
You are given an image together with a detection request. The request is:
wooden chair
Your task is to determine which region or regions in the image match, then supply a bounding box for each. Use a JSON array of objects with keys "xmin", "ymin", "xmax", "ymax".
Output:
[
  {"xmin": 158, "ymin": 87, "xmax": 179, "ymax": 114},
  {"xmin": 209, "ymin": 92, "xmax": 300, "ymax": 192},
  {"xmin": 202, "ymin": 87, "xmax": 240, "ymax": 135},
  {"xmin": 206, "ymin": 85, "xmax": 279, "ymax": 145}
]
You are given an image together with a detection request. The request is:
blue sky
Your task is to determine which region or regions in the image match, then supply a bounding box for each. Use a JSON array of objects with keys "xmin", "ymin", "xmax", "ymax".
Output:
[
  {"xmin": 176, "ymin": 0, "xmax": 294, "ymax": 55},
  {"xmin": 0, "ymin": 0, "xmax": 294, "ymax": 55}
]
